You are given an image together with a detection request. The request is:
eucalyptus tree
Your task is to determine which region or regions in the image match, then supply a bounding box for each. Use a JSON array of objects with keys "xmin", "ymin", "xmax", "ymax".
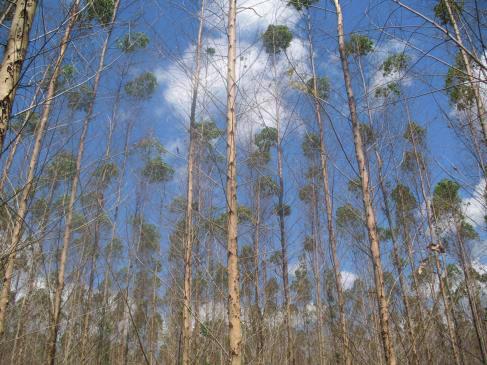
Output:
[
  {"xmin": 46, "ymin": 2, "xmax": 121, "ymax": 362},
  {"xmin": 401, "ymin": 115, "xmax": 463, "ymax": 364},
  {"xmin": 293, "ymin": 1, "xmax": 353, "ymax": 359},
  {"xmin": 224, "ymin": 0, "xmax": 242, "ymax": 363},
  {"xmin": 6, "ymin": 150, "xmax": 75, "ymax": 362},
  {"xmin": 435, "ymin": 0, "xmax": 487, "ymax": 145},
  {"xmin": 182, "ymin": 2, "xmax": 206, "ymax": 364},
  {"xmin": 0, "ymin": 0, "xmax": 81, "ymax": 337},
  {"xmin": 247, "ymin": 128, "xmax": 278, "ymax": 364},
  {"xmin": 262, "ymin": 23, "xmax": 295, "ymax": 365},
  {"xmin": 0, "ymin": 0, "xmax": 38, "ymax": 155},
  {"xmin": 432, "ymin": 179, "xmax": 487, "ymax": 363},
  {"xmin": 330, "ymin": 1, "xmax": 397, "ymax": 363},
  {"xmin": 96, "ymin": 29, "xmax": 150, "ymax": 364},
  {"xmin": 290, "ymin": 256, "xmax": 312, "ymax": 363},
  {"xmin": 299, "ymin": 134, "xmax": 327, "ymax": 365}
]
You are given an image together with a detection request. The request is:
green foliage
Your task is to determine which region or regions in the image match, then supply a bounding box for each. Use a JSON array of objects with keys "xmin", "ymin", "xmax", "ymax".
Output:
[
  {"xmin": 374, "ymin": 82, "xmax": 400, "ymax": 98},
  {"xmin": 434, "ymin": 0, "xmax": 464, "ymax": 25},
  {"xmin": 125, "ymin": 72, "xmax": 158, "ymax": 99},
  {"xmin": 291, "ymin": 258, "xmax": 312, "ymax": 304},
  {"xmin": 248, "ymin": 149, "xmax": 270, "ymax": 167},
  {"xmin": 67, "ymin": 85, "xmax": 95, "ymax": 112},
  {"xmin": 404, "ymin": 122, "xmax": 426, "ymax": 145},
  {"xmin": 432, "ymin": 179, "xmax": 461, "ymax": 216},
  {"xmin": 142, "ymin": 157, "xmax": 174, "ymax": 183},
  {"xmin": 306, "ymin": 166, "xmax": 320, "ymax": 180},
  {"xmin": 274, "ymin": 203, "xmax": 291, "ymax": 217},
  {"xmin": 303, "ymin": 235, "xmax": 316, "ymax": 252},
  {"xmin": 378, "ymin": 227, "xmax": 393, "ymax": 241},
  {"xmin": 116, "ymin": 32, "xmax": 149, "ymax": 53},
  {"xmin": 348, "ymin": 178, "xmax": 362, "ymax": 195},
  {"xmin": 391, "ymin": 184, "xmax": 417, "ymax": 213},
  {"xmin": 195, "ymin": 120, "xmax": 221, "ymax": 143},
  {"xmin": 93, "ymin": 162, "xmax": 119, "ymax": 187},
  {"xmin": 133, "ymin": 217, "xmax": 161, "ymax": 251},
  {"xmin": 258, "ymin": 175, "xmax": 279, "ymax": 197},
  {"xmin": 345, "ymin": 34, "xmax": 374, "ymax": 57},
  {"xmin": 306, "ymin": 76, "xmax": 330, "ymax": 100},
  {"xmin": 381, "ymin": 53, "xmax": 410, "ymax": 76},
  {"xmin": 336, "ymin": 204, "xmax": 361, "ymax": 229},
  {"xmin": 87, "ymin": 0, "xmax": 115, "ymax": 25},
  {"xmin": 302, "ymin": 133, "xmax": 320, "ymax": 159},
  {"xmin": 31, "ymin": 198, "xmax": 49, "ymax": 221},
  {"xmin": 46, "ymin": 152, "xmax": 77, "ymax": 180},
  {"xmin": 299, "ymin": 184, "xmax": 315, "ymax": 204},
  {"xmin": 72, "ymin": 213, "xmax": 87, "ymax": 231},
  {"xmin": 262, "ymin": 25, "xmax": 293, "ymax": 54},
  {"xmin": 287, "ymin": 0, "xmax": 318, "ymax": 11},
  {"xmin": 445, "ymin": 52, "xmax": 474, "ymax": 110},
  {"xmin": 237, "ymin": 205, "xmax": 253, "ymax": 223},
  {"xmin": 136, "ymin": 136, "xmax": 166, "ymax": 157},
  {"xmin": 11, "ymin": 112, "xmax": 39, "ymax": 135},
  {"xmin": 359, "ymin": 123, "xmax": 375, "ymax": 146},
  {"xmin": 206, "ymin": 47, "xmax": 215, "ymax": 56},
  {"xmin": 255, "ymin": 127, "xmax": 278, "ymax": 153},
  {"xmin": 401, "ymin": 150, "xmax": 422, "ymax": 173},
  {"xmin": 460, "ymin": 220, "xmax": 478, "ymax": 241}
]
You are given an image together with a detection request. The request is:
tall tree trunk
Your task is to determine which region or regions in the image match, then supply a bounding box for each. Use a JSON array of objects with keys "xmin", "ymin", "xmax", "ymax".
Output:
[
  {"xmin": 454, "ymin": 217, "xmax": 487, "ymax": 363},
  {"xmin": 331, "ymin": 1, "xmax": 397, "ymax": 364},
  {"xmin": 0, "ymin": 1, "xmax": 79, "ymax": 336},
  {"xmin": 253, "ymin": 177, "xmax": 264, "ymax": 364},
  {"xmin": 12, "ymin": 177, "xmax": 57, "ymax": 364},
  {"xmin": 443, "ymin": 0, "xmax": 487, "ymax": 146},
  {"xmin": 405, "ymin": 99, "xmax": 463, "ymax": 364},
  {"xmin": 182, "ymin": 1, "xmax": 205, "ymax": 363},
  {"xmin": 375, "ymin": 151, "xmax": 419, "ymax": 365},
  {"xmin": 0, "ymin": 64, "xmax": 49, "ymax": 192},
  {"xmin": 306, "ymin": 11, "xmax": 350, "ymax": 364},
  {"xmin": 309, "ymin": 183, "xmax": 326, "ymax": 365},
  {"xmin": 46, "ymin": 2, "xmax": 120, "ymax": 362},
  {"xmin": 225, "ymin": 0, "xmax": 242, "ymax": 363},
  {"xmin": 0, "ymin": 0, "xmax": 37, "ymax": 155}
]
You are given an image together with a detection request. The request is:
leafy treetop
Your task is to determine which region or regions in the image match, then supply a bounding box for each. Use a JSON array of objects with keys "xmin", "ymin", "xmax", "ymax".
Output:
[
  {"xmin": 117, "ymin": 32, "xmax": 149, "ymax": 53},
  {"xmin": 262, "ymin": 25, "xmax": 293, "ymax": 54},
  {"xmin": 345, "ymin": 34, "xmax": 374, "ymax": 57},
  {"xmin": 287, "ymin": 0, "xmax": 318, "ymax": 11},
  {"xmin": 87, "ymin": 0, "xmax": 115, "ymax": 26},
  {"xmin": 306, "ymin": 76, "xmax": 330, "ymax": 100},
  {"xmin": 125, "ymin": 72, "xmax": 158, "ymax": 99},
  {"xmin": 434, "ymin": 0, "xmax": 464, "ymax": 25},
  {"xmin": 381, "ymin": 53, "xmax": 410, "ymax": 76}
]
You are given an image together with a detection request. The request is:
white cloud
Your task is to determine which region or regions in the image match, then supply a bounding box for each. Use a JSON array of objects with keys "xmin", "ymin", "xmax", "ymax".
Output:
[
  {"xmin": 156, "ymin": 0, "xmax": 309, "ymax": 143},
  {"xmin": 462, "ymin": 178, "xmax": 486, "ymax": 228},
  {"xmin": 341, "ymin": 270, "xmax": 357, "ymax": 290}
]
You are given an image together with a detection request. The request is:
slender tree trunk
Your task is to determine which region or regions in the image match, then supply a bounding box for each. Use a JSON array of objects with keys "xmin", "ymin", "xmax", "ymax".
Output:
[
  {"xmin": 454, "ymin": 218, "xmax": 487, "ymax": 363},
  {"xmin": 12, "ymin": 177, "xmax": 57, "ymax": 364},
  {"xmin": 0, "ymin": 0, "xmax": 37, "ymax": 155},
  {"xmin": 253, "ymin": 178, "xmax": 264, "ymax": 364},
  {"xmin": 46, "ymin": 2, "xmax": 119, "ymax": 362},
  {"xmin": 0, "ymin": 64, "xmax": 49, "ymax": 193},
  {"xmin": 309, "ymin": 184, "xmax": 326, "ymax": 365},
  {"xmin": 306, "ymin": 12, "xmax": 350, "ymax": 364},
  {"xmin": 182, "ymin": 1, "xmax": 205, "ymax": 363},
  {"xmin": 376, "ymin": 151, "xmax": 419, "ymax": 365},
  {"xmin": 404, "ymin": 98, "xmax": 463, "ymax": 364},
  {"xmin": 443, "ymin": 0, "xmax": 487, "ymax": 146},
  {"xmin": 331, "ymin": 2, "xmax": 397, "ymax": 364},
  {"xmin": 225, "ymin": 0, "xmax": 242, "ymax": 363},
  {"xmin": 0, "ymin": 1, "xmax": 79, "ymax": 336}
]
